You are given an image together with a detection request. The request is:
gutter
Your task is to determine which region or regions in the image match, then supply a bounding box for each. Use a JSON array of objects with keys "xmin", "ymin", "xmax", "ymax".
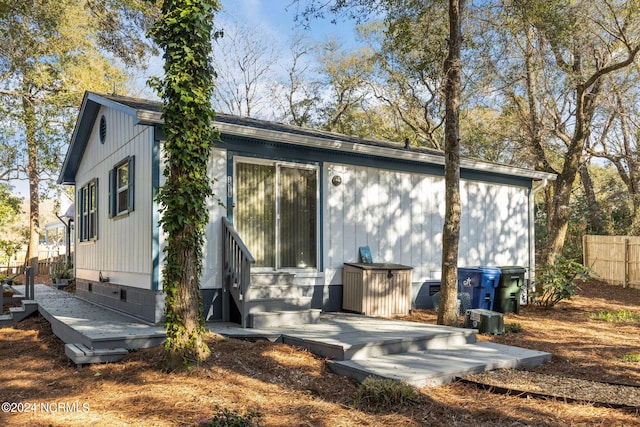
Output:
[{"xmin": 136, "ymin": 108, "xmax": 557, "ymax": 182}]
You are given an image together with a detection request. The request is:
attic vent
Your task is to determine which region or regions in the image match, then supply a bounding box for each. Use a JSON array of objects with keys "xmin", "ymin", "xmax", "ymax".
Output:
[{"xmin": 99, "ymin": 115, "xmax": 107, "ymax": 144}]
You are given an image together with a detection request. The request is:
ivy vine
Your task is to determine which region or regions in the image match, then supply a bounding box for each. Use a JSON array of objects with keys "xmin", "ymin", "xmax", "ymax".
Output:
[{"xmin": 148, "ymin": 0, "xmax": 222, "ymax": 369}]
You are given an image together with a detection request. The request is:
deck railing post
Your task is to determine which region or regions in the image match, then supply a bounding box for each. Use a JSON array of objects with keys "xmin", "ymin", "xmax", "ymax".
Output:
[
  {"xmin": 221, "ymin": 217, "xmax": 255, "ymax": 327},
  {"xmin": 25, "ymin": 266, "xmax": 34, "ymax": 300}
]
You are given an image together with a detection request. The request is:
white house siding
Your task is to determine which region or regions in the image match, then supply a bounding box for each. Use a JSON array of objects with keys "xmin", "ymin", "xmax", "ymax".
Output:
[
  {"xmin": 74, "ymin": 106, "xmax": 154, "ymax": 289},
  {"xmin": 324, "ymin": 162, "xmax": 530, "ymax": 287},
  {"xmin": 200, "ymin": 148, "xmax": 228, "ymax": 289},
  {"xmin": 459, "ymin": 180, "xmax": 529, "ymax": 267}
]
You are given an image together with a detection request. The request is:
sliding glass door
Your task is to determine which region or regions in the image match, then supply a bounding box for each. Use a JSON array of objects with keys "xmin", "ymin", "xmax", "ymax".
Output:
[{"xmin": 235, "ymin": 160, "xmax": 318, "ymax": 269}]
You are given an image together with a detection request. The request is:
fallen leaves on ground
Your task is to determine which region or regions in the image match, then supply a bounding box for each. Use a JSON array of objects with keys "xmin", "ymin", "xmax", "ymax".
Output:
[{"xmin": 0, "ymin": 279, "xmax": 639, "ymax": 426}]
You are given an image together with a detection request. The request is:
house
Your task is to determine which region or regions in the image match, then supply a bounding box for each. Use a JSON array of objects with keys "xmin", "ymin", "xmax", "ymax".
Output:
[{"xmin": 58, "ymin": 91, "xmax": 555, "ymax": 327}]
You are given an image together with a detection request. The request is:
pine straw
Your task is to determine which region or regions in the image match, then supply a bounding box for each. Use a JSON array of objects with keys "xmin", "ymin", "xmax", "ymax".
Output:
[{"xmin": 1, "ymin": 280, "xmax": 639, "ymax": 426}]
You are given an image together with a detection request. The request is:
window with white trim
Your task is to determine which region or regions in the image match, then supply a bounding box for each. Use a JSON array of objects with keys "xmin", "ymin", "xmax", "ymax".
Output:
[
  {"xmin": 109, "ymin": 156, "xmax": 135, "ymax": 217},
  {"xmin": 78, "ymin": 179, "xmax": 98, "ymax": 242}
]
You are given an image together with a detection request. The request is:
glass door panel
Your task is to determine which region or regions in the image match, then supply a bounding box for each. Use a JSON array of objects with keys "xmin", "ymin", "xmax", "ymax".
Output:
[
  {"xmin": 279, "ymin": 166, "xmax": 317, "ymax": 268},
  {"xmin": 235, "ymin": 162, "xmax": 275, "ymax": 267}
]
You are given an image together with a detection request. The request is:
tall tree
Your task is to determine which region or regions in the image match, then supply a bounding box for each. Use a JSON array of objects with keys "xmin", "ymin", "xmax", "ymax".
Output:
[
  {"xmin": 474, "ymin": 0, "xmax": 640, "ymax": 262},
  {"xmin": 149, "ymin": 0, "xmax": 220, "ymax": 370},
  {"xmin": 360, "ymin": 5, "xmax": 448, "ymax": 149},
  {"xmin": 211, "ymin": 18, "xmax": 279, "ymax": 118},
  {"xmin": 0, "ymin": 0, "xmax": 142, "ymax": 273},
  {"xmin": 298, "ymin": 0, "xmax": 463, "ymax": 324},
  {"xmin": 315, "ymin": 39, "xmax": 376, "ymax": 133},
  {"xmin": 0, "ymin": 183, "xmax": 23, "ymax": 265},
  {"xmin": 272, "ymin": 34, "xmax": 320, "ymax": 127},
  {"xmin": 438, "ymin": 0, "xmax": 463, "ymax": 326},
  {"xmin": 587, "ymin": 72, "xmax": 640, "ymax": 233}
]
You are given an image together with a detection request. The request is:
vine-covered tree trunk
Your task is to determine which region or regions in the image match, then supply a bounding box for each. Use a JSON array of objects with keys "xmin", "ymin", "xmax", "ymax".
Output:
[
  {"xmin": 438, "ymin": 0, "xmax": 463, "ymax": 327},
  {"xmin": 149, "ymin": 0, "xmax": 220, "ymax": 370}
]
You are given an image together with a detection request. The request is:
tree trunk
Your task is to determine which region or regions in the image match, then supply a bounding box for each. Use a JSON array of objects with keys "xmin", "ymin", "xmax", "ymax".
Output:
[
  {"xmin": 163, "ymin": 227, "xmax": 210, "ymax": 371},
  {"xmin": 23, "ymin": 93, "xmax": 39, "ymax": 275},
  {"xmin": 437, "ymin": 0, "xmax": 463, "ymax": 326},
  {"xmin": 578, "ymin": 161, "xmax": 609, "ymax": 235},
  {"xmin": 150, "ymin": 0, "xmax": 219, "ymax": 370},
  {"xmin": 543, "ymin": 148, "xmax": 581, "ymax": 264}
]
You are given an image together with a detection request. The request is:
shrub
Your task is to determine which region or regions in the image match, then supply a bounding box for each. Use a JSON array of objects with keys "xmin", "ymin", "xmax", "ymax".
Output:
[
  {"xmin": 533, "ymin": 256, "xmax": 593, "ymax": 308},
  {"xmin": 200, "ymin": 405, "xmax": 261, "ymax": 427},
  {"xmin": 51, "ymin": 261, "xmax": 73, "ymax": 280},
  {"xmin": 621, "ymin": 353, "xmax": 640, "ymax": 363},
  {"xmin": 590, "ymin": 310, "xmax": 640, "ymax": 323},
  {"xmin": 504, "ymin": 323, "xmax": 524, "ymax": 333},
  {"xmin": 353, "ymin": 376, "xmax": 418, "ymax": 410}
]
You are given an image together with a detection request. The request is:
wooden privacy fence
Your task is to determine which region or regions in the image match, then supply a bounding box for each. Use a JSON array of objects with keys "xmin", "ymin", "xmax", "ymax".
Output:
[
  {"xmin": 583, "ymin": 235, "xmax": 640, "ymax": 289},
  {"xmin": 1, "ymin": 254, "xmax": 68, "ymax": 277}
]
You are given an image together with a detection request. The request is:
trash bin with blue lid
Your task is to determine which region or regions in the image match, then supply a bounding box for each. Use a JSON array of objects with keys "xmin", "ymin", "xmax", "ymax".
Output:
[{"xmin": 457, "ymin": 266, "xmax": 501, "ymax": 310}]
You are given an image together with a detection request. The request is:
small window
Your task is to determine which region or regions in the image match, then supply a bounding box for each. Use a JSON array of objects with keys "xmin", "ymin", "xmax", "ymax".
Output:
[
  {"xmin": 99, "ymin": 115, "xmax": 107, "ymax": 144},
  {"xmin": 109, "ymin": 156, "xmax": 135, "ymax": 218},
  {"xmin": 78, "ymin": 179, "xmax": 98, "ymax": 242}
]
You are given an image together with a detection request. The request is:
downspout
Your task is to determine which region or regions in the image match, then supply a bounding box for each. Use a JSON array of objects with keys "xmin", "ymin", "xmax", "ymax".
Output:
[
  {"xmin": 528, "ymin": 178, "xmax": 549, "ymax": 300},
  {"xmin": 55, "ymin": 212, "xmax": 71, "ymax": 267}
]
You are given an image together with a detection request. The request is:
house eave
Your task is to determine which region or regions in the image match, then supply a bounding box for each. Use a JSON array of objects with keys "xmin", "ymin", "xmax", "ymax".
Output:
[
  {"xmin": 59, "ymin": 92, "xmax": 557, "ymax": 186},
  {"xmin": 133, "ymin": 110, "xmax": 557, "ymax": 182},
  {"xmin": 213, "ymin": 121, "xmax": 557, "ymax": 182}
]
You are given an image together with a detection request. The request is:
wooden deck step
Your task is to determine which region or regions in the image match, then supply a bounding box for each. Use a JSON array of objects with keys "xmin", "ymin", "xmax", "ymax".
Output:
[
  {"xmin": 65, "ymin": 343, "xmax": 128, "ymax": 365},
  {"xmin": 0, "ymin": 300, "xmax": 39, "ymax": 326}
]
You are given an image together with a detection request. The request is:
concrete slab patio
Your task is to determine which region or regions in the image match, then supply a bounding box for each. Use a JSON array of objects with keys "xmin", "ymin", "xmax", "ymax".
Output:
[
  {"xmin": 207, "ymin": 313, "xmax": 552, "ymax": 387},
  {"xmin": 7, "ymin": 285, "xmax": 551, "ymax": 385}
]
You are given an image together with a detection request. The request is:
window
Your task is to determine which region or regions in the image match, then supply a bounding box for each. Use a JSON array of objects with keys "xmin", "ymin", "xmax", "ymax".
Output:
[
  {"xmin": 235, "ymin": 160, "xmax": 318, "ymax": 269},
  {"xmin": 78, "ymin": 179, "xmax": 98, "ymax": 242},
  {"xmin": 109, "ymin": 156, "xmax": 135, "ymax": 217}
]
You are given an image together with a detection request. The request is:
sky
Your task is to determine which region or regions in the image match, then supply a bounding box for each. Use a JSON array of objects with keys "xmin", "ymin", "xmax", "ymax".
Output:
[
  {"xmin": 134, "ymin": 0, "xmax": 363, "ymax": 98},
  {"xmin": 12, "ymin": 1, "xmax": 362, "ymax": 197},
  {"xmin": 220, "ymin": 0, "xmax": 358, "ymax": 42}
]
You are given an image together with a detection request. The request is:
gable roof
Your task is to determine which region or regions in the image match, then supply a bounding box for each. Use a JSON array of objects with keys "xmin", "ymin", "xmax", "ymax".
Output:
[{"xmin": 59, "ymin": 91, "xmax": 556, "ymax": 185}]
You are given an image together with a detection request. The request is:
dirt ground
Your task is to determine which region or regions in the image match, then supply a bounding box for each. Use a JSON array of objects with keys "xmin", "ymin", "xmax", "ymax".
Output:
[{"xmin": 0, "ymin": 279, "xmax": 639, "ymax": 426}]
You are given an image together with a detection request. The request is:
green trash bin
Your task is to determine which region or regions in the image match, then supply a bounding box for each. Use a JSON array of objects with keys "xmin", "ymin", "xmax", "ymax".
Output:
[{"xmin": 493, "ymin": 266, "xmax": 526, "ymax": 314}]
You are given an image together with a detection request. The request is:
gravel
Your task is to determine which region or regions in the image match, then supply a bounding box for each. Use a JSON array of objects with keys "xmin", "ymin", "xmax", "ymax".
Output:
[{"xmin": 466, "ymin": 369, "xmax": 640, "ymax": 408}]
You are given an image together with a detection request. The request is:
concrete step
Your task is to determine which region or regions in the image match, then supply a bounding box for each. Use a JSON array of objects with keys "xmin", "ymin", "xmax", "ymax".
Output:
[
  {"xmin": 250, "ymin": 272, "xmax": 296, "ymax": 287},
  {"xmin": 281, "ymin": 323, "xmax": 477, "ymax": 361},
  {"xmin": 246, "ymin": 284, "xmax": 312, "ymax": 300},
  {"xmin": 65, "ymin": 343, "xmax": 129, "ymax": 365},
  {"xmin": 249, "ymin": 309, "xmax": 321, "ymax": 328},
  {"xmin": 246, "ymin": 296, "xmax": 313, "ymax": 313},
  {"xmin": 327, "ymin": 342, "xmax": 552, "ymax": 387}
]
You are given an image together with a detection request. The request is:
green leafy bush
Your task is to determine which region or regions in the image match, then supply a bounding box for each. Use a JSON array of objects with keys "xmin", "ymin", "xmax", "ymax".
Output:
[
  {"xmin": 200, "ymin": 405, "xmax": 262, "ymax": 427},
  {"xmin": 353, "ymin": 376, "xmax": 418, "ymax": 410},
  {"xmin": 533, "ymin": 256, "xmax": 592, "ymax": 308}
]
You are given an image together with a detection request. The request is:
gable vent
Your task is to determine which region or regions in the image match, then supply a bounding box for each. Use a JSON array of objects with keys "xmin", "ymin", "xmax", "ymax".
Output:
[{"xmin": 99, "ymin": 115, "xmax": 107, "ymax": 144}]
